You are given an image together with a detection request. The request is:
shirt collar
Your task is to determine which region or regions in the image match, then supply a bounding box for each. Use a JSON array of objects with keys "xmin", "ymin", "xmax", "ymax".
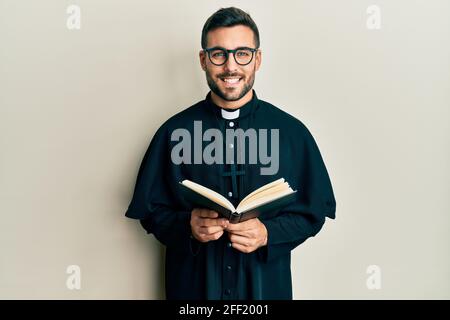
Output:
[
  {"xmin": 205, "ymin": 89, "xmax": 258, "ymax": 120},
  {"xmin": 221, "ymin": 108, "xmax": 240, "ymax": 120}
]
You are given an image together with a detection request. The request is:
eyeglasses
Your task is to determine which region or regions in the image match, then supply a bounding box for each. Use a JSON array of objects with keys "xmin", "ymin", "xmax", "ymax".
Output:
[{"xmin": 203, "ymin": 46, "xmax": 258, "ymax": 66}]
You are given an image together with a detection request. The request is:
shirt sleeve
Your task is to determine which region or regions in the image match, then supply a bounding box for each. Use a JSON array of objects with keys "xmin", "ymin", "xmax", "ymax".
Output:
[
  {"xmin": 125, "ymin": 124, "xmax": 194, "ymax": 254},
  {"xmin": 258, "ymin": 124, "xmax": 336, "ymax": 263}
]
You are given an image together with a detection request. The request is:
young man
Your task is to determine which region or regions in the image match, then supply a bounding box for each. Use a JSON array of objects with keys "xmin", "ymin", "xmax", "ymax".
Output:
[{"xmin": 125, "ymin": 7, "xmax": 336, "ymax": 300}]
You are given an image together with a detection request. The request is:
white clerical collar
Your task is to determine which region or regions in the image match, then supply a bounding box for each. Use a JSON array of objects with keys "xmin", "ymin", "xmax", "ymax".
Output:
[{"xmin": 221, "ymin": 108, "xmax": 240, "ymax": 120}]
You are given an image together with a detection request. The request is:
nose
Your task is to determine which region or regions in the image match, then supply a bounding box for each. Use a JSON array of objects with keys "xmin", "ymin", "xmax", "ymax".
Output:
[{"xmin": 223, "ymin": 52, "xmax": 239, "ymax": 72}]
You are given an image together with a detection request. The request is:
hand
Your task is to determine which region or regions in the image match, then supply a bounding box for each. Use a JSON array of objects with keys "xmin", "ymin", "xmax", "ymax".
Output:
[
  {"xmin": 225, "ymin": 218, "xmax": 268, "ymax": 253},
  {"xmin": 190, "ymin": 208, "xmax": 229, "ymax": 243}
]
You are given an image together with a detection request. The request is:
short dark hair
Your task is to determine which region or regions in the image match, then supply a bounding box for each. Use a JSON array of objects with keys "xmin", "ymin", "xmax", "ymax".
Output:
[{"xmin": 201, "ymin": 7, "xmax": 260, "ymax": 49}]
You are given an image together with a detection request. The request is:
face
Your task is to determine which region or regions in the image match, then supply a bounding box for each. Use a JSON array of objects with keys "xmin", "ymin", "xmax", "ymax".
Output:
[{"xmin": 200, "ymin": 25, "xmax": 261, "ymax": 102}]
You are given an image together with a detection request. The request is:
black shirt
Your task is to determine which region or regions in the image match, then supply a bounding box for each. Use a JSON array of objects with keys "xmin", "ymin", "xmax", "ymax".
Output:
[{"xmin": 125, "ymin": 90, "xmax": 336, "ymax": 299}]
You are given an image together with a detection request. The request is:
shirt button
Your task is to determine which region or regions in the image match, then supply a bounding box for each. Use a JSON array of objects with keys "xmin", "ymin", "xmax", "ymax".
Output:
[
  {"xmin": 229, "ymin": 143, "xmax": 234, "ymax": 148},
  {"xmin": 226, "ymin": 265, "xmax": 232, "ymax": 271},
  {"xmin": 228, "ymin": 191, "xmax": 232, "ymax": 197},
  {"xmin": 229, "ymin": 121, "xmax": 234, "ymax": 127},
  {"xmin": 227, "ymin": 242, "xmax": 232, "ymax": 248}
]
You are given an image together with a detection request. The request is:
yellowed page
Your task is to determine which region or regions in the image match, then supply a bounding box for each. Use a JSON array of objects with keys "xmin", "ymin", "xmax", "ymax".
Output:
[
  {"xmin": 240, "ymin": 178, "xmax": 285, "ymax": 204},
  {"xmin": 236, "ymin": 188, "xmax": 295, "ymax": 214},
  {"xmin": 181, "ymin": 180, "xmax": 235, "ymax": 211},
  {"xmin": 238, "ymin": 182, "xmax": 290, "ymax": 208}
]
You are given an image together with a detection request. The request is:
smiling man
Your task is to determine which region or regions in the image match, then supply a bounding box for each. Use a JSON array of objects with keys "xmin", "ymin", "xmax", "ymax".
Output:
[
  {"xmin": 202, "ymin": 23, "xmax": 259, "ymax": 106},
  {"xmin": 125, "ymin": 7, "xmax": 336, "ymax": 300}
]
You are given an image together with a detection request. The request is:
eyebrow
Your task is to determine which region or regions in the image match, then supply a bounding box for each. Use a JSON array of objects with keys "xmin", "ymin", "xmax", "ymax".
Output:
[{"xmin": 207, "ymin": 46, "xmax": 254, "ymax": 50}]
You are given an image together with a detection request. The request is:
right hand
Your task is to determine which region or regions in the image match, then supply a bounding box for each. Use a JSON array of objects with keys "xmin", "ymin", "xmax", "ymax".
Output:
[{"xmin": 190, "ymin": 208, "xmax": 229, "ymax": 243}]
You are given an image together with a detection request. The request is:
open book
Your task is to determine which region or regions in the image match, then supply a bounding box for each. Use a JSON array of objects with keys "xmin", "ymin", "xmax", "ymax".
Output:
[{"xmin": 179, "ymin": 178, "xmax": 297, "ymax": 223}]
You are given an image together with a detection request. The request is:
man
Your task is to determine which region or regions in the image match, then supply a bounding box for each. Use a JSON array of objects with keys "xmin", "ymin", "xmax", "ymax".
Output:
[{"xmin": 125, "ymin": 7, "xmax": 336, "ymax": 300}]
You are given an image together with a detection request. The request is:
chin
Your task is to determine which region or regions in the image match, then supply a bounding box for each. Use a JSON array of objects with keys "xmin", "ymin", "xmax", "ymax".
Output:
[
  {"xmin": 221, "ymin": 91, "xmax": 243, "ymax": 102},
  {"xmin": 221, "ymin": 86, "xmax": 242, "ymax": 93}
]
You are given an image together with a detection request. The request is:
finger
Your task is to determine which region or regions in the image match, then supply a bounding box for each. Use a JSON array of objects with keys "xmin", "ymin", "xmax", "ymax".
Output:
[
  {"xmin": 203, "ymin": 230, "xmax": 224, "ymax": 241},
  {"xmin": 199, "ymin": 210, "xmax": 219, "ymax": 219},
  {"xmin": 229, "ymin": 234, "xmax": 252, "ymax": 247},
  {"xmin": 226, "ymin": 218, "xmax": 256, "ymax": 232},
  {"xmin": 192, "ymin": 208, "xmax": 206, "ymax": 218},
  {"xmin": 231, "ymin": 242, "xmax": 255, "ymax": 254},
  {"xmin": 192, "ymin": 208, "xmax": 212, "ymax": 218},
  {"xmin": 227, "ymin": 229, "xmax": 251, "ymax": 238},
  {"xmin": 199, "ymin": 226, "xmax": 224, "ymax": 235},
  {"xmin": 199, "ymin": 218, "xmax": 228, "ymax": 227}
]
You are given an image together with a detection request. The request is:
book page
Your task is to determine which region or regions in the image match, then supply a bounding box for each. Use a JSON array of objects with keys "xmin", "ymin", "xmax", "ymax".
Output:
[
  {"xmin": 181, "ymin": 180, "xmax": 235, "ymax": 212},
  {"xmin": 240, "ymin": 178, "xmax": 285, "ymax": 204},
  {"xmin": 236, "ymin": 188, "xmax": 296, "ymax": 214},
  {"xmin": 238, "ymin": 182, "xmax": 290, "ymax": 208}
]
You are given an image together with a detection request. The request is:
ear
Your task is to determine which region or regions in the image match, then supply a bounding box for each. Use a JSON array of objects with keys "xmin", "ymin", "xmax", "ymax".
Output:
[
  {"xmin": 255, "ymin": 49, "xmax": 262, "ymax": 71},
  {"xmin": 199, "ymin": 50, "xmax": 207, "ymax": 71}
]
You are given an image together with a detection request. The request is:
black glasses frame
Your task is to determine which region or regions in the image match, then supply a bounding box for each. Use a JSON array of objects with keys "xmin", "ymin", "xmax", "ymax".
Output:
[{"xmin": 203, "ymin": 46, "xmax": 259, "ymax": 66}]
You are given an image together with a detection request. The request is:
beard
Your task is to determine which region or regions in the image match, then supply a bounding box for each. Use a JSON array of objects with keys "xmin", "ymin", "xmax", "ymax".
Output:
[{"xmin": 205, "ymin": 67, "xmax": 255, "ymax": 102}]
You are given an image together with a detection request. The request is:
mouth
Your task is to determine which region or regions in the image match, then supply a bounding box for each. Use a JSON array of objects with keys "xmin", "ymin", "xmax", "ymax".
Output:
[{"xmin": 220, "ymin": 76, "xmax": 243, "ymax": 87}]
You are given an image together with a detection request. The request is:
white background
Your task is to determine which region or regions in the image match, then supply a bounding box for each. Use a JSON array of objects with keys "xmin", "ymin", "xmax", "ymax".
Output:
[{"xmin": 0, "ymin": 0, "xmax": 449, "ymax": 299}]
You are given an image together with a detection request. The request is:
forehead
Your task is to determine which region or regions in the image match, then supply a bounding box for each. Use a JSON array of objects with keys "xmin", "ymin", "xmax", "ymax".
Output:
[{"xmin": 206, "ymin": 25, "xmax": 255, "ymax": 48}]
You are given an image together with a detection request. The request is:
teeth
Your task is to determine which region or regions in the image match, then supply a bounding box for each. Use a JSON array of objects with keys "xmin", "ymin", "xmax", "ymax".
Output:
[{"xmin": 222, "ymin": 78, "xmax": 240, "ymax": 83}]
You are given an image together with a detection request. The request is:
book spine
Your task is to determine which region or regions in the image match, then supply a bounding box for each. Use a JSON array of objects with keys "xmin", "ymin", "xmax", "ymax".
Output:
[{"xmin": 228, "ymin": 212, "xmax": 241, "ymax": 224}]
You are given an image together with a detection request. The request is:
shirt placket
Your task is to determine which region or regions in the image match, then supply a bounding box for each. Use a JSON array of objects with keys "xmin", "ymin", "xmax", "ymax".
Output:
[{"xmin": 222, "ymin": 118, "xmax": 238, "ymax": 300}]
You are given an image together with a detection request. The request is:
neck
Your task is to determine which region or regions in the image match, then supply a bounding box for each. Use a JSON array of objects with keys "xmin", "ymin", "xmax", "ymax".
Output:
[{"xmin": 211, "ymin": 89, "xmax": 253, "ymax": 110}]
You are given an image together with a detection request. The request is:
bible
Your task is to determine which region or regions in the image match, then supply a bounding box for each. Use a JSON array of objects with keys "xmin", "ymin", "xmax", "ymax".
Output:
[{"xmin": 179, "ymin": 178, "xmax": 297, "ymax": 223}]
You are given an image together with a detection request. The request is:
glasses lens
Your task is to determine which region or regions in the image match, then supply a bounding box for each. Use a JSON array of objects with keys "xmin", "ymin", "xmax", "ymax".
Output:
[
  {"xmin": 209, "ymin": 49, "xmax": 227, "ymax": 65},
  {"xmin": 235, "ymin": 49, "xmax": 253, "ymax": 65}
]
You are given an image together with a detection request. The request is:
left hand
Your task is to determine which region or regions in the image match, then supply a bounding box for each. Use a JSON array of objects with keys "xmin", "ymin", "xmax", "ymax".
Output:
[{"xmin": 225, "ymin": 218, "xmax": 268, "ymax": 253}]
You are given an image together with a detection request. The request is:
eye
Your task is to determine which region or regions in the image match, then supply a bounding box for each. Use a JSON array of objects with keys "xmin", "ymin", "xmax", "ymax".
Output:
[
  {"xmin": 236, "ymin": 50, "xmax": 250, "ymax": 57},
  {"xmin": 212, "ymin": 52, "xmax": 226, "ymax": 57},
  {"xmin": 210, "ymin": 49, "xmax": 226, "ymax": 58}
]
